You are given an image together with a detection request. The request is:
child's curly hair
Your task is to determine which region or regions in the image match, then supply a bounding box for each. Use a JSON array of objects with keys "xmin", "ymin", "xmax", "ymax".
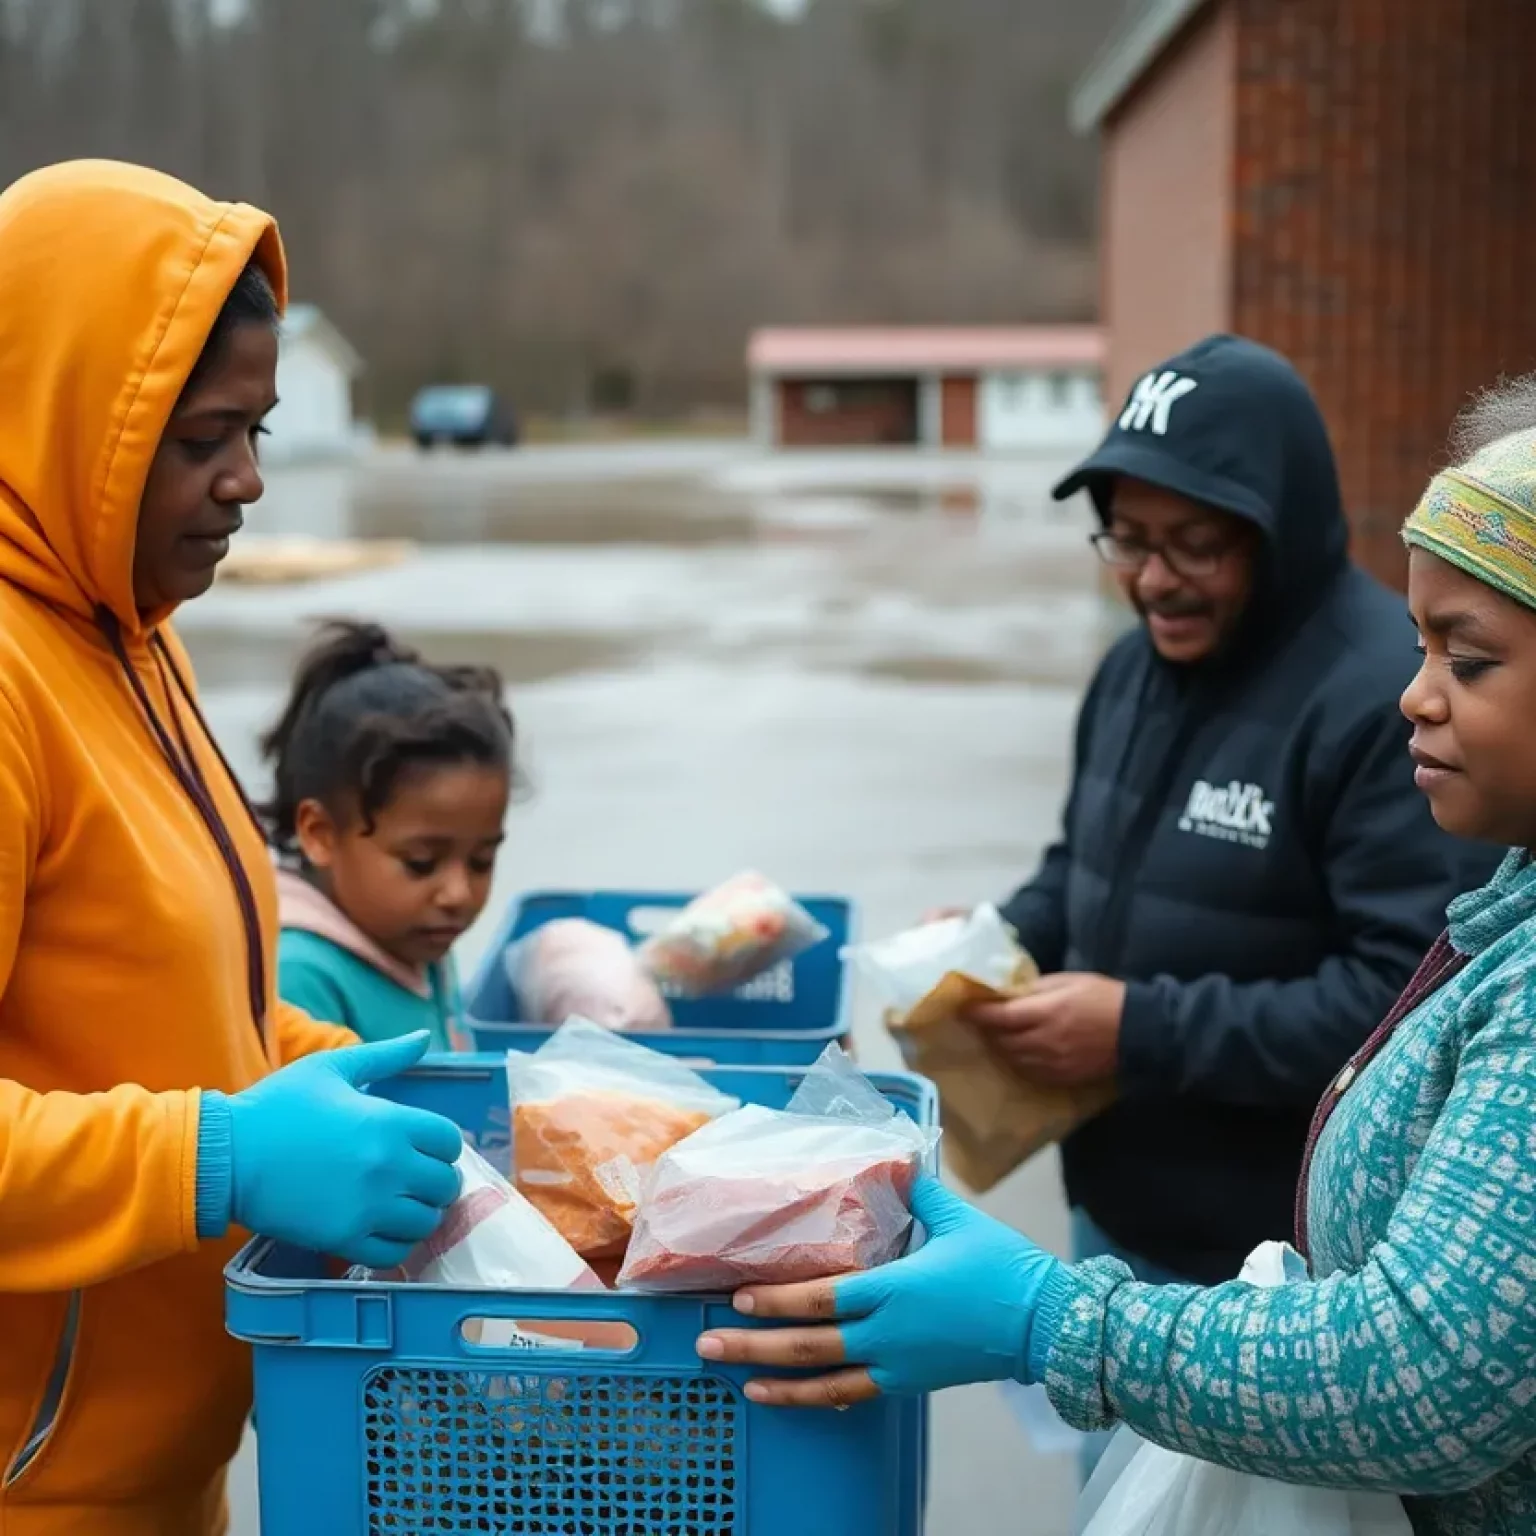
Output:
[{"xmin": 260, "ymin": 620, "xmax": 514, "ymax": 857}]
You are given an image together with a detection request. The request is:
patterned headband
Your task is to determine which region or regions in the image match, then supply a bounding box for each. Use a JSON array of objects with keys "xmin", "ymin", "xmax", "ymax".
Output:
[{"xmin": 1403, "ymin": 458, "xmax": 1536, "ymax": 613}]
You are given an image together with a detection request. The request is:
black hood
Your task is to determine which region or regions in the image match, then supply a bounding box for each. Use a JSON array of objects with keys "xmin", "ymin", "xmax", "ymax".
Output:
[{"xmin": 1055, "ymin": 334, "xmax": 1350, "ymax": 637}]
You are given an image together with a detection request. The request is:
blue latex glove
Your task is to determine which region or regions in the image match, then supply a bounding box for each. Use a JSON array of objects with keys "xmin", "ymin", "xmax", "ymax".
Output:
[
  {"xmin": 197, "ymin": 1030, "xmax": 463, "ymax": 1270},
  {"xmin": 833, "ymin": 1174, "xmax": 1072, "ymax": 1393}
]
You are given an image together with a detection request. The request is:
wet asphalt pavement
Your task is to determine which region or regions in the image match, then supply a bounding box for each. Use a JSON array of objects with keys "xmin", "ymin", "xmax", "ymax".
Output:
[{"xmin": 193, "ymin": 439, "xmax": 1120, "ymax": 1536}]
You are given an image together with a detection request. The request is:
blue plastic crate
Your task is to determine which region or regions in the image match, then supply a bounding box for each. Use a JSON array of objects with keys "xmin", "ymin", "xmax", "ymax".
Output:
[
  {"xmin": 227, "ymin": 1053, "xmax": 931, "ymax": 1536},
  {"xmin": 464, "ymin": 888, "xmax": 856, "ymax": 1067}
]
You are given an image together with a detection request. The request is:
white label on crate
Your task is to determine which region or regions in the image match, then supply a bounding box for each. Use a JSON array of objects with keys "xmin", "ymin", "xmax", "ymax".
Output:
[{"xmin": 472, "ymin": 1318, "xmax": 586, "ymax": 1352}]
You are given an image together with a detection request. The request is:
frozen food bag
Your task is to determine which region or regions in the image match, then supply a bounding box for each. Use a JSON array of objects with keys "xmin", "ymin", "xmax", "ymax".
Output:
[
  {"xmin": 636, "ymin": 871, "xmax": 829, "ymax": 997},
  {"xmin": 852, "ymin": 907, "xmax": 1115, "ymax": 1194},
  {"xmin": 616, "ymin": 1043, "xmax": 938, "ymax": 1292},
  {"xmin": 507, "ymin": 917, "xmax": 673, "ymax": 1032},
  {"xmin": 507, "ymin": 1018, "xmax": 738, "ymax": 1259}
]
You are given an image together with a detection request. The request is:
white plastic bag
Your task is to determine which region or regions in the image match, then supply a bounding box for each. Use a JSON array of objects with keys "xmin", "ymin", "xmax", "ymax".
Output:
[
  {"xmin": 636, "ymin": 871, "xmax": 829, "ymax": 997},
  {"xmin": 844, "ymin": 902, "xmax": 1025, "ymax": 1015},
  {"xmin": 616, "ymin": 1043, "xmax": 939, "ymax": 1292},
  {"xmin": 507, "ymin": 1017, "xmax": 738, "ymax": 1259},
  {"xmin": 351, "ymin": 1146, "xmax": 640, "ymax": 1352},
  {"xmin": 1074, "ymin": 1241, "xmax": 1413, "ymax": 1536},
  {"xmin": 507, "ymin": 918, "xmax": 673, "ymax": 1031},
  {"xmin": 360, "ymin": 1145, "xmax": 605, "ymax": 1292}
]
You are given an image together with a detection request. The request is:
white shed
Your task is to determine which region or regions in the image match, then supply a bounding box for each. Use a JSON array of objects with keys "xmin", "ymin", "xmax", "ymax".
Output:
[{"xmin": 263, "ymin": 305, "xmax": 363, "ymax": 463}]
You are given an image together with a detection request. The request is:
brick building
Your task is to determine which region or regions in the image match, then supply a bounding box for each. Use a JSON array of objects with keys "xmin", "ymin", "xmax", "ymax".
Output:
[
  {"xmin": 747, "ymin": 327, "xmax": 1104, "ymax": 452},
  {"xmin": 1074, "ymin": 0, "xmax": 1536, "ymax": 586}
]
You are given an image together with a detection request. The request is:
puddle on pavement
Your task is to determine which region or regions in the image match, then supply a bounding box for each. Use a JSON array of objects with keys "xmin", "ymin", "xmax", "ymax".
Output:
[
  {"xmin": 184, "ymin": 626, "xmax": 657, "ymax": 694},
  {"xmin": 218, "ymin": 452, "xmax": 1116, "ymax": 695},
  {"xmin": 350, "ymin": 474, "xmax": 761, "ymax": 547}
]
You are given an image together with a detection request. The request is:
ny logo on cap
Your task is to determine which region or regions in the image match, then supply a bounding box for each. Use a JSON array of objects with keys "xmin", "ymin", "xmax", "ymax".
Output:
[{"xmin": 1119, "ymin": 370, "xmax": 1199, "ymax": 436}]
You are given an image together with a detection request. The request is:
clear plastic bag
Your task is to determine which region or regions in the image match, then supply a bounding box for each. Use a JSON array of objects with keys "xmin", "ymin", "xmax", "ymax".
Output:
[
  {"xmin": 850, "ymin": 905, "xmax": 1111, "ymax": 1194},
  {"xmin": 615, "ymin": 1043, "xmax": 939, "ymax": 1292},
  {"xmin": 507, "ymin": 918, "xmax": 673, "ymax": 1032},
  {"xmin": 1073, "ymin": 1242, "xmax": 1412, "ymax": 1536},
  {"xmin": 636, "ymin": 871, "xmax": 830, "ymax": 997},
  {"xmin": 507, "ymin": 1018, "xmax": 738, "ymax": 1261},
  {"xmin": 844, "ymin": 902, "xmax": 1028, "ymax": 1015}
]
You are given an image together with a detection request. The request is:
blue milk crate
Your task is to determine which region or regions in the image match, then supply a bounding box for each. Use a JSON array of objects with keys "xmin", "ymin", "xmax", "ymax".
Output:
[
  {"xmin": 464, "ymin": 888, "xmax": 856, "ymax": 1067},
  {"xmin": 227, "ymin": 1053, "xmax": 931, "ymax": 1536}
]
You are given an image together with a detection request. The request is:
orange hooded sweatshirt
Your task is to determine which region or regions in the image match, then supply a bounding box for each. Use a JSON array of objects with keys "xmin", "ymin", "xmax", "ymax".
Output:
[{"xmin": 0, "ymin": 163, "xmax": 356, "ymax": 1535}]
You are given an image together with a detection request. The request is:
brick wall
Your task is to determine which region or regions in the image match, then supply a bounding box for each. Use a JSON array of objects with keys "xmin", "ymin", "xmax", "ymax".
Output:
[
  {"xmin": 775, "ymin": 378, "xmax": 919, "ymax": 448},
  {"xmin": 1229, "ymin": 0, "xmax": 1536, "ymax": 587},
  {"xmin": 1101, "ymin": 3, "xmax": 1236, "ymax": 411}
]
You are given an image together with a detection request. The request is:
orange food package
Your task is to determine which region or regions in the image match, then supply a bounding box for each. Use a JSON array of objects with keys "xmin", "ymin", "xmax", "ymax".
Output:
[{"xmin": 506, "ymin": 1018, "xmax": 738, "ymax": 1260}]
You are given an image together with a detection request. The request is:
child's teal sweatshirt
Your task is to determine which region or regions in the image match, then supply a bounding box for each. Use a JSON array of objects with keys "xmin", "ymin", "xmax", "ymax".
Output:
[{"xmin": 275, "ymin": 868, "xmax": 464, "ymax": 1051}]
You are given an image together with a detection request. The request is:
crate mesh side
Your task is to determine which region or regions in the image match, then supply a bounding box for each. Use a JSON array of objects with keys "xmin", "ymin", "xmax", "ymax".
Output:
[{"xmin": 362, "ymin": 1366, "xmax": 739, "ymax": 1534}]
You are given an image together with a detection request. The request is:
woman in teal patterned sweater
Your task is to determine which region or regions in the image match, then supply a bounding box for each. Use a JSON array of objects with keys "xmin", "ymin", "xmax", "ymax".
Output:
[{"xmin": 697, "ymin": 381, "xmax": 1536, "ymax": 1534}]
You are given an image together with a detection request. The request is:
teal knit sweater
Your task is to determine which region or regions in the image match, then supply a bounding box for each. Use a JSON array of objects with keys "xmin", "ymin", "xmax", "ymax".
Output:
[{"xmin": 1045, "ymin": 851, "xmax": 1536, "ymax": 1535}]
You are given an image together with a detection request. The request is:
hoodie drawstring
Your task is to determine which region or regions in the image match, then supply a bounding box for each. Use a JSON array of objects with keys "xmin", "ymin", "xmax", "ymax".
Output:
[{"xmin": 97, "ymin": 608, "xmax": 268, "ymax": 1041}]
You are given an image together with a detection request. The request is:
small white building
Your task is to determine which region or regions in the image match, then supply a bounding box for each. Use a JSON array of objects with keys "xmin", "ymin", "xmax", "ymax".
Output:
[
  {"xmin": 263, "ymin": 304, "xmax": 364, "ymax": 463},
  {"xmin": 747, "ymin": 326, "xmax": 1105, "ymax": 453}
]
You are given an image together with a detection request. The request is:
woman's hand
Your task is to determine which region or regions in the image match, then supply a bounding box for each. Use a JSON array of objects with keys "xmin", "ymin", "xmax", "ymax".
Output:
[
  {"xmin": 201, "ymin": 1031, "xmax": 464, "ymax": 1269},
  {"xmin": 695, "ymin": 1176, "xmax": 1072, "ymax": 1408}
]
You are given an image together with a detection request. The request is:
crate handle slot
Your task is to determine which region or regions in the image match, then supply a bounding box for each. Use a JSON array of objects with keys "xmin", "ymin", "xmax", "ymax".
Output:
[{"xmin": 458, "ymin": 1315, "xmax": 640, "ymax": 1356}]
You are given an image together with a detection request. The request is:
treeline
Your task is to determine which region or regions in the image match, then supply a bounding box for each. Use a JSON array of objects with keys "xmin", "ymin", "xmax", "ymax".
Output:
[{"xmin": 0, "ymin": 0, "xmax": 1119, "ymax": 416}]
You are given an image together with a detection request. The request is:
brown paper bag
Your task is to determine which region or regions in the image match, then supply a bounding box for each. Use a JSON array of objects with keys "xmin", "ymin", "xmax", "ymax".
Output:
[{"xmin": 887, "ymin": 963, "xmax": 1115, "ymax": 1194}]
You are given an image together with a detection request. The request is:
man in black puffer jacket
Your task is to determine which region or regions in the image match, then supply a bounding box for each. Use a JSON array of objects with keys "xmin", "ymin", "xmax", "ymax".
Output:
[{"xmin": 970, "ymin": 335, "xmax": 1497, "ymax": 1287}]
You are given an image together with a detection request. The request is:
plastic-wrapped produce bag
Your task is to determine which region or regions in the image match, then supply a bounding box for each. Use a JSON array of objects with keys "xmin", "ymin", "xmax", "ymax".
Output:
[
  {"xmin": 636, "ymin": 871, "xmax": 829, "ymax": 997},
  {"xmin": 1073, "ymin": 1242, "xmax": 1412, "ymax": 1536},
  {"xmin": 616, "ymin": 1043, "xmax": 939, "ymax": 1292}
]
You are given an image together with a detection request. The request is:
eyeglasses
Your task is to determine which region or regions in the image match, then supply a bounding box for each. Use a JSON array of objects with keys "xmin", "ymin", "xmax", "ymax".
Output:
[{"xmin": 1089, "ymin": 530, "xmax": 1234, "ymax": 581}]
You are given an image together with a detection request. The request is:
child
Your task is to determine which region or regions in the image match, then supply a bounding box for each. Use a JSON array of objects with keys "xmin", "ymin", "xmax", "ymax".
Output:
[{"xmin": 263, "ymin": 620, "xmax": 514, "ymax": 1048}]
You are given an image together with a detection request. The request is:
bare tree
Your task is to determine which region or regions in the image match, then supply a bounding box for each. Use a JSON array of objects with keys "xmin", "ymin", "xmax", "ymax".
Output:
[{"xmin": 3, "ymin": 0, "xmax": 1119, "ymax": 417}]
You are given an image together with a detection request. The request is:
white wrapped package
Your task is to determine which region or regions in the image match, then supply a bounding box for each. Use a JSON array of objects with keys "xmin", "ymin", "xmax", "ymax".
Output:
[
  {"xmin": 375, "ymin": 1145, "xmax": 604, "ymax": 1292},
  {"xmin": 355, "ymin": 1146, "xmax": 629, "ymax": 1351},
  {"xmin": 844, "ymin": 903, "xmax": 1024, "ymax": 1015},
  {"xmin": 507, "ymin": 918, "xmax": 673, "ymax": 1031},
  {"xmin": 636, "ymin": 871, "xmax": 829, "ymax": 997},
  {"xmin": 616, "ymin": 1044, "xmax": 938, "ymax": 1292}
]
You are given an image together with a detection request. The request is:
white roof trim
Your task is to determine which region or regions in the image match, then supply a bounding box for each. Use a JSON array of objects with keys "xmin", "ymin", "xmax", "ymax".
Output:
[
  {"xmin": 281, "ymin": 304, "xmax": 364, "ymax": 377},
  {"xmin": 1070, "ymin": 0, "xmax": 1212, "ymax": 133}
]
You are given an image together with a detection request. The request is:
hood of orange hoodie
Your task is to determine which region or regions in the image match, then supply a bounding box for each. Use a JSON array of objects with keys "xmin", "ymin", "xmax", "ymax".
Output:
[{"xmin": 0, "ymin": 160, "xmax": 287, "ymax": 636}]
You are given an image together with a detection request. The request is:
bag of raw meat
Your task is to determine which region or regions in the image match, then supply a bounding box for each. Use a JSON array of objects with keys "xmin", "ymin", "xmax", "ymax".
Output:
[
  {"xmin": 616, "ymin": 1043, "xmax": 939, "ymax": 1292},
  {"xmin": 351, "ymin": 1145, "xmax": 631, "ymax": 1349},
  {"xmin": 507, "ymin": 917, "xmax": 673, "ymax": 1032},
  {"xmin": 507, "ymin": 1018, "xmax": 738, "ymax": 1262},
  {"xmin": 636, "ymin": 871, "xmax": 829, "ymax": 997}
]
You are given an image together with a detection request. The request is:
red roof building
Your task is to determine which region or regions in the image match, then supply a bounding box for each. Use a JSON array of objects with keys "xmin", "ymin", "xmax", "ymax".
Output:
[{"xmin": 747, "ymin": 326, "xmax": 1105, "ymax": 452}]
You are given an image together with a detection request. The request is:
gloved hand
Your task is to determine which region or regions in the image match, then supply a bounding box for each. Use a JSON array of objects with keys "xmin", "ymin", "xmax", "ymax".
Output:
[
  {"xmin": 196, "ymin": 1030, "xmax": 464, "ymax": 1270},
  {"xmin": 833, "ymin": 1176, "xmax": 1071, "ymax": 1394}
]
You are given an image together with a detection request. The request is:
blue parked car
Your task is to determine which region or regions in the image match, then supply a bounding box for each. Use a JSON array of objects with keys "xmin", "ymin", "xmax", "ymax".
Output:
[{"xmin": 409, "ymin": 383, "xmax": 517, "ymax": 449}]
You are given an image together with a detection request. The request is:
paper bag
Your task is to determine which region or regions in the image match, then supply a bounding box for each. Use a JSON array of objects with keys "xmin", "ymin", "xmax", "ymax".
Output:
[{"xmin": 887, "ymin": 961, "xmax": 1114, "ymax": 1193}]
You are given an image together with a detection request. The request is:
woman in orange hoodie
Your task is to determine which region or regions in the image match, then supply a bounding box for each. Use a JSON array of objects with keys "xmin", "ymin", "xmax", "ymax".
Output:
[{"xmin": 0, "ymin": 162, "xmax": 466, "ymax": 1535}]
